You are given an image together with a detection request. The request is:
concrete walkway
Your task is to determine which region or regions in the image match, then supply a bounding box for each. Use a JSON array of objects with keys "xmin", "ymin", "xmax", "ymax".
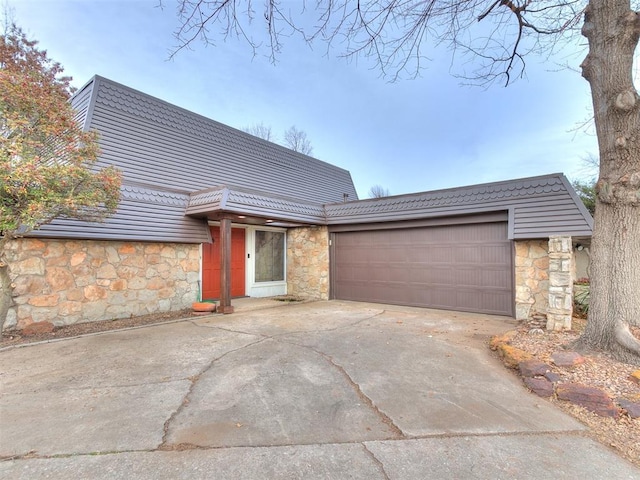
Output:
[{"xmin": 1, "ymin": 301, "xmax": 638, "ymax": 479}]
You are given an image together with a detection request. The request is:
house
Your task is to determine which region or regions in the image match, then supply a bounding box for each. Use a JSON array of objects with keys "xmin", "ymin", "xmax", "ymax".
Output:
[{"xmin": 6, "ymin": 76, "xmax": 593, "ymax": 330}]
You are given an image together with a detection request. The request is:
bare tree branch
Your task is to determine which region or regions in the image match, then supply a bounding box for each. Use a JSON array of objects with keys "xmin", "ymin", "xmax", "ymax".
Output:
[
  {"xmin": 167, "ymin": 0, "xmax": 584, "ymax": 85},
  {"xmin": 368, "ymin": 184, "xmax": 390, "ymax": 198},
  {"xmin": 283, "ymin": 125, "xmax": 313, "ymax": 155},
  {"xmin": 243, "ymin": 122, "xmax": 276, "ymax": 141}
]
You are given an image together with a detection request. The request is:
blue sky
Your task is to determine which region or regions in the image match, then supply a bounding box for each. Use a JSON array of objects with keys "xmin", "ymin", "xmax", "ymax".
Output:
[{"xmin": 13, "ymin": 0, "xmax": 598, "ymax": 199}]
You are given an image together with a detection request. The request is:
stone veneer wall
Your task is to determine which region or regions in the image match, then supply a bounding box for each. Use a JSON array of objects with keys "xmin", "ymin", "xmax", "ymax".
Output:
[
  {"xmin": 286, "ymin": 226, "xmax": 329, "ymax": 300},
  {"xmin": 5, "ymin": 238, "xmax": 200, "ymax": 330},
  {"xmin": 514, "ymin": 240, "xmax": 550, "ymax": 320}
]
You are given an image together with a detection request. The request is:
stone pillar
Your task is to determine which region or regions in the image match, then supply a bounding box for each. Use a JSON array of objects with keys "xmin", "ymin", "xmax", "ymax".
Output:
[
  {"xmin": 547, "ymin": 235, "xmax": 573, "ymax": 331},
  {"xmin": 286, "ymin": 226, "xmax": 329, "ymax": 300}
]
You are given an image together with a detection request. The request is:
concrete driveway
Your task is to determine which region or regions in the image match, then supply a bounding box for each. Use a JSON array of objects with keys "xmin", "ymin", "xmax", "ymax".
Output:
[{"xmin": 1, "ymin": 300, "xmax": 638, "ymax": 479}]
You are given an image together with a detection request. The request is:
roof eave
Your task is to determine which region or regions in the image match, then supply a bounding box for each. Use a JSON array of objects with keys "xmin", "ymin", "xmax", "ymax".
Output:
[{"xmin": 186, "ymin": 186, "xmax": 327, "ymax": 226}]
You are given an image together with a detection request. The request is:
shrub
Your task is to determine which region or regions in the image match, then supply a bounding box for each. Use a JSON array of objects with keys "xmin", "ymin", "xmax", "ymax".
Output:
[{"xmin": 574, "ymin": 285, "xmax": 590, "ymax": 317}]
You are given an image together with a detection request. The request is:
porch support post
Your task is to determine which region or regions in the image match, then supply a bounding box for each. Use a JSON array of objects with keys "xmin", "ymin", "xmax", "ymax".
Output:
[{"xmin": 218, "ymin": 217, "xmax": 234, "ymax": 314}]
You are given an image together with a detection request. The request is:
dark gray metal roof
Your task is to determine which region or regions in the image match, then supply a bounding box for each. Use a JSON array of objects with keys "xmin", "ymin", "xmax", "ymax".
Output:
[
  {"xmin": 87, "ymin": 76, "xmax": 357, "ymax": 204},
  {"xmin": 325, "ymin": 173, "xmax": 593, "ymax": 239},
  {"xmin": 37, "ymin": 75, "xmax": 358, "ymax": 242},
  {"xmin": 33, "ymin": 76, "xmax": 591, "ymax": 243}
]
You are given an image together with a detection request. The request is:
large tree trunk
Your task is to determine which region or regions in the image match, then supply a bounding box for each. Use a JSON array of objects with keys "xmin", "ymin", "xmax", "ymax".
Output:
[{"xmin": 577, "ymin": 0, "xmax": 640, "ymax": 364}]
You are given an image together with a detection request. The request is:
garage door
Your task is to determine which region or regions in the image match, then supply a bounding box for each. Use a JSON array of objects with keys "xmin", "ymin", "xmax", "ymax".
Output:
[{"xmin": 331, "ymin": 222, "xmax": 513, "ymax": 315}]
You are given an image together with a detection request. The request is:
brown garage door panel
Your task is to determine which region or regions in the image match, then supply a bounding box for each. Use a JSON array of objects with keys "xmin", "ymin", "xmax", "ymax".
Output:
[{"xmin": 332, "ymin": 223, "xmax": 513, "ymax": 316}]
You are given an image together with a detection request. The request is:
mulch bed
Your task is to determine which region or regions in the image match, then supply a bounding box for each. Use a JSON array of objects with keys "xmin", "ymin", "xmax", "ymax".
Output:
[
  {"xmin": 1, "ymin": 309, "xmax": 196, "ymax": 348},
  {"xmin": 505, "ymin": 317, "xmax": 640, "ymax": 468}
]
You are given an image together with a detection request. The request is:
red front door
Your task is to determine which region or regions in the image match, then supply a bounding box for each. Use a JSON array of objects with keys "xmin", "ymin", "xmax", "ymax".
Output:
[{"xmin": 202, "ymin": 227, "xmax": 246, "ymax": 300}]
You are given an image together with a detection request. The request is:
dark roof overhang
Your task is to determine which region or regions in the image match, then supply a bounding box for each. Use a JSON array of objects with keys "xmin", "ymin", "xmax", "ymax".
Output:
[
  {"xmin": 184, "ymin": 174, "xmax": 593, "ymax": 238},
  {"xmin": 323, "ymin": 173, "xmax": 593, "ymax": 239},
  {"xmin": 186, "ymin": 185, "xmax": 327, "ymax": 226}
]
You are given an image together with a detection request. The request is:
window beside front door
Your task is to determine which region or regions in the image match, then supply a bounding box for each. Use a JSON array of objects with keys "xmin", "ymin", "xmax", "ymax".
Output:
[{"xmin": 255, "ymin": 230, "xmax": 285, "ymax": 282}]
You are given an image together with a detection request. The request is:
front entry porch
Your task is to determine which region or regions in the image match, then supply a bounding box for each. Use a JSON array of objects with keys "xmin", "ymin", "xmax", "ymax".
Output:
[{"xmin": 185, "ymin": 185, "xmax": 328, "ymax": 313}]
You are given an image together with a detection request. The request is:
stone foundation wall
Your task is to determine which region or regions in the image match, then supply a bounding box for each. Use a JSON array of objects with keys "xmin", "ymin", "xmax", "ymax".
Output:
[
  {"xmin": 286, "ymin": 226, "xmax": 329, "ymax": 300},
  {"xmin": 5, "ymin": 238, "xmax": 200, "ymax": 330},
  {"xmin": 514, "ymin": 240, "xmax": 550, "ymax": 320}
]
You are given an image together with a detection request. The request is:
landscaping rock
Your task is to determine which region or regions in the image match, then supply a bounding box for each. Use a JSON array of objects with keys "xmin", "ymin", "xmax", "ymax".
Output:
[
  {"xmin": 628, "ymin": 370, "xmax": 640, "ymax": 385},
  {"xmin": 544, "ymin": 372, "xmax": 562, "ymax": 383},
  {"xmin": 519, "ymin": 359, "xmax": 551, "ymax": 378},
  {"xmin": 22, "ymin": 321, "xmax": 55, "ymax": 336},
  {"xmin": 523, "ymin": 377, "xmax": 554, "ymax": 397},
  {"xmin": 556, "ymin": 383, "xmax": 618, "ymax": 418},
  {"xmin": 551, "ymin": 351, "xmax": 585, "ymax": 367},
  {"xmin": 496, "ymin": 343, "xmax": 533, "ymax": 369},
  {"xmin": 617, "ymin": 398, "xmax": 640, "ymax": 419}
]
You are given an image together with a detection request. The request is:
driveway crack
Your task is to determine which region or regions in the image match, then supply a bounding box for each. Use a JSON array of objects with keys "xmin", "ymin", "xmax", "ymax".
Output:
[
  {"xmin": 186, "ymin": 310, "xmax": 386, "ymax": 340},
  {"xmin": 361, "ymin": 443, "xmax": 391, "ymax": 480},
  {"xmin": 280, "ymin": 338, "xmax": 404, "ymax": 439},
  {"xmin": 186, "ymin": 320, "xmax": 265, "ymax": 338},
  {"xmin": 274, "ymin": 310, "xmax": 387, "ymax": 337},
  {"xmin": 158, "ymin": 337, "xmax": 268, "ymax": 450}
]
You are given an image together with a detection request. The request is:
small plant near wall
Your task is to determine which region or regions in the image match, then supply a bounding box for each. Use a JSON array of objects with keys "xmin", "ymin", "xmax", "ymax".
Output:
[{"xmin": 574, "ymin": 280, "xmax": 590, "ymax": 318}]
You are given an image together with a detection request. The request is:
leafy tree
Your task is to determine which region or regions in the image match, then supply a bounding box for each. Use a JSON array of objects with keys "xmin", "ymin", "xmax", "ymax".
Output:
[
  {"xmin": 368, "ymin": 185, "xmax": 390, "ymax": 198},
  {"xmin": 283, "ymin": 125, "xmax": 313, "ymax": 155},
  {"xmin": 572, "ymin": 179, "xmax": 596, "ymax": 215},
  {"xmin": 0, "ymin": 24, "xmax": 122, "ymax": 331},
  {"xmin": 169, "ymin": 1, "xmax": 640, "ymax": 363}
]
